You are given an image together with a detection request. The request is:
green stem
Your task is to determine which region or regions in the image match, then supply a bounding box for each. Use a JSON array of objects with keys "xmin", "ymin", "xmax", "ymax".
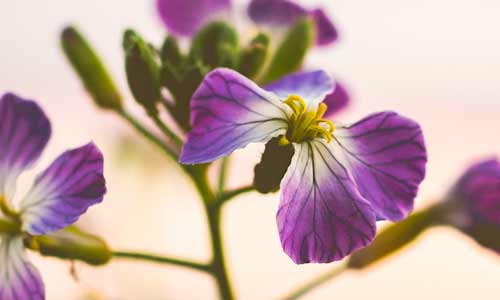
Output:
[
  {"xmin": 218, "ymin": 185, "xmax": 254, "ymax": 207},
  {"xmin": 117, "ymin": 109, "xmax": 178, "ymax": 161},
  {"xmin": 150, "ymin": 113, "xmax": 183, "ymax": 147},
  {"xmin": 112, "ymin": 251, "xmax": 210, "ymax": 273},
  {"xmin": 280, "ymin": 264, "xmax": 348, "ymax": 300},
  {"xmin": 217, "ymin": 157, "xmax": 230, "ymax": 195},
  {"xmin": 189, "ymin": 166, "xmax": 235, "ymax": 300}
]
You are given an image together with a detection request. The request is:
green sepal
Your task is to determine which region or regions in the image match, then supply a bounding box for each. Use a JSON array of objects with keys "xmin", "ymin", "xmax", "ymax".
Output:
[
  {"xmin": 237, "ymin": 32, "xmax": 270, "ymax": 79},
  {"xmin": 347, "ymin": 205, "xmax": 442, "ymax": 269},
  {"xmin": 61, "ymin": 26, "xmax": 123, "ymax": 110},
  {"xmin": 189, "ymin": 21, "xmax": 238, "ymax": 68},
  {"xmin": 259, "ymin": 18, "xmax": 314, "ymax": 84},
  {"xmin": 124, "ymin": 29, "xmax": 161, "ymax": 115},
  {"xmin": 253, "ymin": 137, "xmax": 295, "ymax": 193},
  {"xmin": 27, "ymin": 226, "xmax": 112, "ymax": 266},
  {"xmin": 161, "ymin": 35, "xmax": 183, "ymax": 66},
  {"xmin": 160, "ymin": 61, "xmax": 208, "ymax": 130}
]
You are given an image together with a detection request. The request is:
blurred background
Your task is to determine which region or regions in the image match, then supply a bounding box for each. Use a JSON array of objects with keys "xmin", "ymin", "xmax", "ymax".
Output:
[{"xmin": 1, "ymin": 0, "xmax": 499, "ymax": 299}]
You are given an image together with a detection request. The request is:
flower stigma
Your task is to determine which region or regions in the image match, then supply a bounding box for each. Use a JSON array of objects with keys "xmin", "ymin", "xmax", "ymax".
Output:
[{"xmin": 279, "ymin": 94, "xmax": 335, "ymax": 145}]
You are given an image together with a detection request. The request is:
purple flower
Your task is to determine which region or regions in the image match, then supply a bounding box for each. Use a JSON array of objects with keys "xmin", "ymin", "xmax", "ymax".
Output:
[
  {"xmin": 180, "ymin": 69, "xmax": 427, "ymax": 263},
  {"xmin": 444, "ymin": 159, "xmax": 500, "ymax": 252},
  {"xmin": 0, "ymin": 93, "xmax": 106, "ymax": 299},
  {"xmin": 156, "ymin": 0, "xmax": 231, "ymax": 36},
  {"xmin": 248, "ymin": 0, "xmax": 338, "ymax": 46}
]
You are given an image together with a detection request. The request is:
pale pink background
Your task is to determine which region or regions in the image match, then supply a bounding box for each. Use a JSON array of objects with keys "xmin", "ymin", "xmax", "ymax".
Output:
[{"xmin": 1, "ymin": 0, "xmax": 499, "ymax": 299}]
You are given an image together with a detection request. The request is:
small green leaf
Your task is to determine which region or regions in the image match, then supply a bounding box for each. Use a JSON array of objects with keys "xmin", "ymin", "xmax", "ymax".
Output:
[
  {"xmin": 253, "ymin": 137, "xmax": 295, "ymax": 193},
  {"xmin": 61, "ymin": 26, "xmax": 122, "ymax": 110},
  {"xmin": 237, "ymin": 32, "xmax": 270, "ymax": 79},
  {"xmin": 29, "ymin": 226, "xmax": 112, "ymax": 266},
  {"xmin": 260, "ymin": 18, "xmax": 314, "ymax": 84},
  {"xmin": 189, "ymin": 21, "xmax": 238, "ymax": 68},
  {"xmin": 124, "ymin": 29, "xmax": 161, "ymax": 115}
]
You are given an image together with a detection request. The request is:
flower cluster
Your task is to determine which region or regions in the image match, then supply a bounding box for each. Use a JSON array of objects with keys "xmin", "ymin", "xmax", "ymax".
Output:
[{"xmin": 0, "ymin": 93, "xmax": 106, "ymax": 299}]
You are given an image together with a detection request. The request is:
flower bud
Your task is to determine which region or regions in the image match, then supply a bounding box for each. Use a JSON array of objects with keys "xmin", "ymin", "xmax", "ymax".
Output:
[
  {"xmin": 189, "ymin": 21, "xmax": 238, "ymax": 68},
  {"xmin": 27, "ymin": 226, "xmax": 112, "ymax": 266},
  {"xmin": 124, "ymin": 30, "xmax": 161, "ymax": 115},
  {"xmin": 61, "ymin": 26, "xmax": 123, "ymax": 110},
  {"xmin": 441, "ymin": 158, "xmax": 500, "ymax": 253},
  {"xmin": 237, "ymin": 33, "xmax": 269, "ymax": 79}
]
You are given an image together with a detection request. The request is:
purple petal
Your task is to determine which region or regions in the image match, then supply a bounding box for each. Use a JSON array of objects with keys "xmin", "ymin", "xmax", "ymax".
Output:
[
  {"xmin": 0, "ymin": 236, "xmax": 45, "ymax": 300},
  {"xmin": 20, "ymin": 142, "xmax": 106, "ymax": 235},
  {"xmin": 248, "ymin": 0, "xmax": 307, "ymax": 26},
  {"xmin": 453, "ymin": 159, "xmax": 500, "ymax": 226},
  {"xmin": 157, "ymin": 0, "xmax": 231, "ymax": 36},
  {"xmin": 277, "ymin": 140, "xmax": 376, "ymax": 264},
  {"xmin": 180, "ymin": 68, "xmax": 289, "ymax": 164},
  {"xmin": 265, "ymin": 71, "xmax": 334, "ymax": 109},
  {"xmin": 0, "ymin": 93, "xmax": 51, "ymax": 200},
  {"xmin": 323, "ymin": 81, "xmax": 350, "ymax": 118},
  {"xmin": 333, "ymin": 112, "xmax": 427, "ymax": 221},
  {"xmin": 310, "ymin": 9, "xmax": 338, "ymax": 46}
]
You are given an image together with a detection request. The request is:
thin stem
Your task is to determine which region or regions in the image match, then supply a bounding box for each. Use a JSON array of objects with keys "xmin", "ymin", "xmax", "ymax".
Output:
[
  {"xmin": 112, "ymin": 251, "xmax": 210, "ymax": 273},
  {"xmin": 280, "ymin": 263, "xmax": 348, "ymax": 300},
  {"xmin": 150, "ymin": 113, "xmax": 183, "ymax": 147},
  {"xmin": 218, "ymin": 185, "xmax": 254, "ymax": 207},
  {"xmin": 217, "ymin": 157, "xmax": 230, "ymax": 195},
  {"xmin": 117, "ymin": 109, "xmax": 178, "ymax": 161}
]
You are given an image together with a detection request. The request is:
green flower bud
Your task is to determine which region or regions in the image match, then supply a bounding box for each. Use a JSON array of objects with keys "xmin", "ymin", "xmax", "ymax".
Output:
[
  {"xmin": 260, "ymin": 18, "xmax": 314, "ymax": 84},
  {"xmin": 253, "ymin": 137, "xmax": 295, "ymax": 193},
  {"xmin": 28, "ymin": 226, "xmax": 112, "ymax": 266},
  {"xmin": 237, "ymin": 33, "xmax": 270, "ymax": 79},
  {"xmin": 348, "ymin": 205, "xmax": 442, "ymax": 269},
  {"xmin": 124, "ymin": 29, "xmax": 161, "ymax": 115},
  {"xmin": 189, "ymin": 21, "xmax": 238, "ymax": 68},
  {"xmin": 161, "ymin": 35, "xmax": 183, "ymax": 66},
  {"xmin": 61, "ymin": 26, "xmax": 123, "ymax": 110}
]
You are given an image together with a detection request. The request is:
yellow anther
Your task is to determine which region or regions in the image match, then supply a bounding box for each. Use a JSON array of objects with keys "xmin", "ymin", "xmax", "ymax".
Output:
[
  {"xmin": 318, "ymin": 119, "xmax": 335, "ymax": 133},
  {"xmin": 315, "ymin": 103, "xmax": 328, "ymax": 119},
  {"xmin": 278, "ymin": 135, "xmax": 290, "ymax": 146}
]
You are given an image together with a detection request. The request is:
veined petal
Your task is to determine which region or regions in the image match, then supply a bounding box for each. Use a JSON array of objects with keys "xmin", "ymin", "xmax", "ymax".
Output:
[
  {"xmin": 20, "ymin": 142, "xmax": 106, "ymax": 235},
  {"xmin": 277, "ymin": 140, "xmax": 376, "ymax": 264},
  {"xmin": 0, "ymin": 93, "xmax": 51, "ymax": 201},
  {"xmin": 323, "ymin": 81, "xmax": 350, "ymax": 118},
  {"xmin": 333, "ymin": 112, "xmax": 427, "ymax": 221},
  {"xmin": 0, "ymin": 236, "xmax": 45, "ymax": 300},
  {"xmin": 265, "ymin": 71, "xmax": 334, "ymax": 109},
  {"xmin": 157, "ymin": 0, "xmax": 231, "ymax": 36},
  {"xmin": 180, "ymin": 68, "xmax": 289, "ymax": 164}
]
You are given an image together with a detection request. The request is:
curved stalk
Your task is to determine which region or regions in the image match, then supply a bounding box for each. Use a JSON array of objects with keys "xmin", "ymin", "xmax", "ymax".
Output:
[{"xmin": 112, "ymin": 251, "xmax": 210, "ymax": 273}]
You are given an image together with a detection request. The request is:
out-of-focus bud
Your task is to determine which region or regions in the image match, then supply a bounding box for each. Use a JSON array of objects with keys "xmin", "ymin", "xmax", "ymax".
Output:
[
  {"xmin": 161, "ymin": 35, "xmax": 183, "ymax": 66},
  {"xmin": 441, "ymin": 158, "xmax": 500, "ymax": 253},
  {"xmin": 348, "ymin": 205, "xmax": 441, "ymax": 269},
  {"xmin": 237, "ymin": 33, "xmax": 269, "ymax": 79},
  {"xmin": 260, "ymin": 18, "xmax": 313, "ymax": 84},
  {"xmin": 253, "ymin": 137, "xmax": 295, "ymax": 193},
  {"xmin": 124, "ymin": 30, "xmax": 161, "ymax": 115},
  {"xmin": 61, "ymin": 26, "xmax": 123, "ymax": 110},
  {"xmin": 189, "ymin": 21, "xmax": 238, "ymax": 68},
  {"xmin": 27, "ymin": 226, "xmax": 112, "ymax": 266}
]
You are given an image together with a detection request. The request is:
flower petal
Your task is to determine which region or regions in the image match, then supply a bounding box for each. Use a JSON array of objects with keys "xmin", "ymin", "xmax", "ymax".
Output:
[
  {"xmin": 310, "ymin": 8, "xmax": 338, "ymax": 46},
  {"xmin": 157, "ymin": 0, "xmax": 231, "ymax": 36},
  {"xmin": 0, "ymin": 93, "xmax": 51, "ymax": 201},
  {"xmin": 323, "ymin": 81, "xmax": 350, "ymax": 118},
  {"xmin": 333, "ymin": 112, "xmax": 427, "ymax": 221},
  {"xmin": 0, "ymin": 236, "xmax": 45, "ymax": 300},
  {"xmin": 20, "ymin": 142, "xmax": 106, "ymax": 235},
  {"xmin": 248, "ymin": 0, "xmax": 307, "ymax": 27},
  {"xmin": 277, "ymin": 140, "xmax": 376, "ymax": 264},
  {"xmin": 265, "ymin": 70, "xmax": 334, "ymax": 109},
  {"xmin": 180, "ymin": 68, "xmax": 289, "ymax": 164}
]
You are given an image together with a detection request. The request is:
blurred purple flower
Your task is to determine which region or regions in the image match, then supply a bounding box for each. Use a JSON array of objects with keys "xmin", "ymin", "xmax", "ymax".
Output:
[
  {"xmin": 156, "ymin": 0, "xmax": 231, "ymax": 36},
  {"xmin": 445, "ymin": 159, "xmax": 500, "ymax": 253},
  {"xmin": 180, "ymin": 68, "xmax": 427, "ymax": 263},
  {"xmin": 0, "ymin": 93, "xmax": 106, "ymax": 299},
  {"xmin": 248, "ymin": 0, "xmax": 338, "ymax": 46}
]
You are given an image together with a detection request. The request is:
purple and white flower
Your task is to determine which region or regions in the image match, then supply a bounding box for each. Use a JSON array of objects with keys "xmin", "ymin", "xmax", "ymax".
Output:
[
  {"xmin": 0, "ymin": 93, "xmax": 106, "ymax": 299},
  {"xmin": 444, "ymin": 159, "xmax": 500, "ymax": 253},
  {"xmin": 180, "ymin": 69, "xmax": 427, "ymax": 263}
]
